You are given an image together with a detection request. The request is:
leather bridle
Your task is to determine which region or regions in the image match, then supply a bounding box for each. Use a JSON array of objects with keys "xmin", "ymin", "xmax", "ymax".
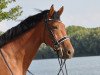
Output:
[
  {"xmin": 44, "ymin": 14, "xmax": 70, "ymax": 52},
  {"xmin": 44, "ymin": 14, "xmax": 69, "ymax": 75}
]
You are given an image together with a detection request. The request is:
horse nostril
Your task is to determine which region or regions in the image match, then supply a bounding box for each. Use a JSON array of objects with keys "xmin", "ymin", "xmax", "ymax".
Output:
[{"xmin": 67, "ymin": 50, "xmax": 71, "ymax": 55}]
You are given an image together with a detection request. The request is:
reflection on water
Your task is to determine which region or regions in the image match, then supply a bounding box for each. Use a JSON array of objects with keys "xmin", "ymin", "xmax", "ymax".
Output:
[{"xmin": 27, "ymin": 56, "xmax": 100, "ymax": 75}]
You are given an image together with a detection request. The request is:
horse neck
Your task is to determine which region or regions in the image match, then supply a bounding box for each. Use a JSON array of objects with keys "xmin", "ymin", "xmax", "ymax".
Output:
[{"xmin": 1, "ymin": 22, "xmax": 45, "ymax": 74}]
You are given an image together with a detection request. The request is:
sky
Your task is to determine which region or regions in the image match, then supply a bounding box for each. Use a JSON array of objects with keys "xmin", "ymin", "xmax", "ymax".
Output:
[{"xmin": 0, "ymin": 0, "xmax": 100, "ymax": 32}]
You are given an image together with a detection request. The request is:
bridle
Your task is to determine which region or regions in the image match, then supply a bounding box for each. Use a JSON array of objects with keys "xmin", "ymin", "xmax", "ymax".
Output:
[
  {"xmin": 44, "ymin": 14, "xmax": 70, "ymax": 51},
  {"xmin": 44, "ymin": 14, "xmax": 69, "ymax": 75}
]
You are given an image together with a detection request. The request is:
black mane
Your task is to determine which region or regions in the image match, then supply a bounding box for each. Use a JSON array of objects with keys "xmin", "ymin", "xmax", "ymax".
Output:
[{"xmin": 0, "ymin": 10, "xmax": 60, "ymax": 48}]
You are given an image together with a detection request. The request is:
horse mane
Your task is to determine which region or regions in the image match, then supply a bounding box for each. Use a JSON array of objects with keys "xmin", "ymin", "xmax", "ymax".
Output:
[{"xmin": 0, "ymin": 10, "xmax": 60, "ymax": 48}]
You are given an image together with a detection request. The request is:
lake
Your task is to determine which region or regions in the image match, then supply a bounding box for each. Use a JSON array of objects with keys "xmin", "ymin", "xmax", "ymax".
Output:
[{"xmin": 27, "ymin": 56, "xmax": 100, "ymax": 75}]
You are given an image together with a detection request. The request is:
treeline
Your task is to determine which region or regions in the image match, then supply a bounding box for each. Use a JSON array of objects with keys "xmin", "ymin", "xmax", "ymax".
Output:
[
  {"xmin": 0, "ymin": 32, "xmax": 3, "ymax": 35},
  {"xmin": 0, "ymin": 26, "xmax": 100, "ymax": 59},
  {"xmin": 67, "ymin": 26, "xmax": 100, "ymax": 57}
]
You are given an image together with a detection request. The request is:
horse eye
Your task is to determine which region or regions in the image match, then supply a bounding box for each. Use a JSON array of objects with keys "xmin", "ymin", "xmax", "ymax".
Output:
[{"xmin": 51, "ymin": 26, "xmax": 58, "ymax": 29}]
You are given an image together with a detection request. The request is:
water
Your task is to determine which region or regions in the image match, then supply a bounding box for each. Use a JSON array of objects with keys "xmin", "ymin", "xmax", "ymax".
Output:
[{"xmin": 27, "ymin": 56, "xmax": 100, "ymax": 75}]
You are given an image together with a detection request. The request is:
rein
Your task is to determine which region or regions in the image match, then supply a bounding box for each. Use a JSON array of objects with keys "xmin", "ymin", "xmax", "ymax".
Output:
[
  {"xmin": 0, "ymin": 49, "xmax": 13, "ymax": 75},
  {"xmin": 0, "ymin": 49, "xmax": 34, "ymax": 75},
  {"xmin": 57, "ymin": 53, "xmax": 68, "ymax": 75},
  {"xmin": 44, "ymin": 14, "xmax": 69, "ymax": 75}
]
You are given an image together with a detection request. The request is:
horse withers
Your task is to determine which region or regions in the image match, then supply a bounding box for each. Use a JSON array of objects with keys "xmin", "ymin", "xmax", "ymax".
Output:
[{"xmin": 0, "ymin": 5, "xmax": 74, "ymax": 75}]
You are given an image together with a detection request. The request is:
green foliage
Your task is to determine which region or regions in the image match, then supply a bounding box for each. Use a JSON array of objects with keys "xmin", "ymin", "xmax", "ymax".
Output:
[
  {"xmin": 69, "ymin": 26, "xmax": 100, "ymax": 57},
  {"xmin": 67, "ymin": 25, "xmax": 87, "ymax": 36},
  {"xmin": 0, "ymin": 0, "xmax": 22, "ymax": 21},
  {"xmin": 0, "ymin": 31, "xmax": 3, "ymax": 35},
  {"xmin": 35, "ymin": 44, "xmax": 57, "ymax": 59}
]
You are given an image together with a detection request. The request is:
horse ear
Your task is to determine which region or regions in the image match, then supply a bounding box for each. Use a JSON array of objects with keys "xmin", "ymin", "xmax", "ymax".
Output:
[
  {"xmin": 57, "ymin": 6, "xmax": 64, "ymax": 16},
  {"xmin": 48, "ymin": 5, "xmax": 54, "ymax": 18}
]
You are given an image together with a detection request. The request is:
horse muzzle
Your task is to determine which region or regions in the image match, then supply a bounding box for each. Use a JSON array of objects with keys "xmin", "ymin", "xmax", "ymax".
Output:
[{"xmin": 57, "ymin": 47, "xmax": 74, "ymax": 59}]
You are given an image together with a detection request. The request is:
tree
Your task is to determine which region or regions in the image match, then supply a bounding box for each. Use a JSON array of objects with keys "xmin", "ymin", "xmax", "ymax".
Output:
[
  {"xmin": 68, "ymin": 26, "xmax": 100, "ymax": 57},
  {"xmin": 0, "ymin": 0, "xmax": 22, "ymax": 21},
  {"xmin": 35, "ymin": 44, "xmax": 57, "ymax": 59},
  {"xmin": 0, "ymin": 31, "xmax": 3, "ymax": 35}
]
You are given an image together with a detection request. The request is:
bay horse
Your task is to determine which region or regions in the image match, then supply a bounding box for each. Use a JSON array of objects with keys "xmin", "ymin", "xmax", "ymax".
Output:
[{"xmin": 0, "ymin": 5, "xmax": 74, "ymax": 75}]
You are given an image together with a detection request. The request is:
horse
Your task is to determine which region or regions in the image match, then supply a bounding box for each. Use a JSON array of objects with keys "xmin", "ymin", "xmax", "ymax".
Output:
[{"xmin": 0, "ymin": 5, "xmax": 74, "ymax": 75}]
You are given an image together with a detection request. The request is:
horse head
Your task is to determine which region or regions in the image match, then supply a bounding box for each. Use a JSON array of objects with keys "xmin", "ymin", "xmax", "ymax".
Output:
[{"xmin": 43, "ymin": 5, "xmax": 74, "ymax": 59}]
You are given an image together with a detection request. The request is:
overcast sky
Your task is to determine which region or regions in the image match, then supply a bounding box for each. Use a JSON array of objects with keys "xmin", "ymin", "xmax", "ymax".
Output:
[{"xmin": 0, "ymin": 0, "xmax": 100, "ymax": 32}]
